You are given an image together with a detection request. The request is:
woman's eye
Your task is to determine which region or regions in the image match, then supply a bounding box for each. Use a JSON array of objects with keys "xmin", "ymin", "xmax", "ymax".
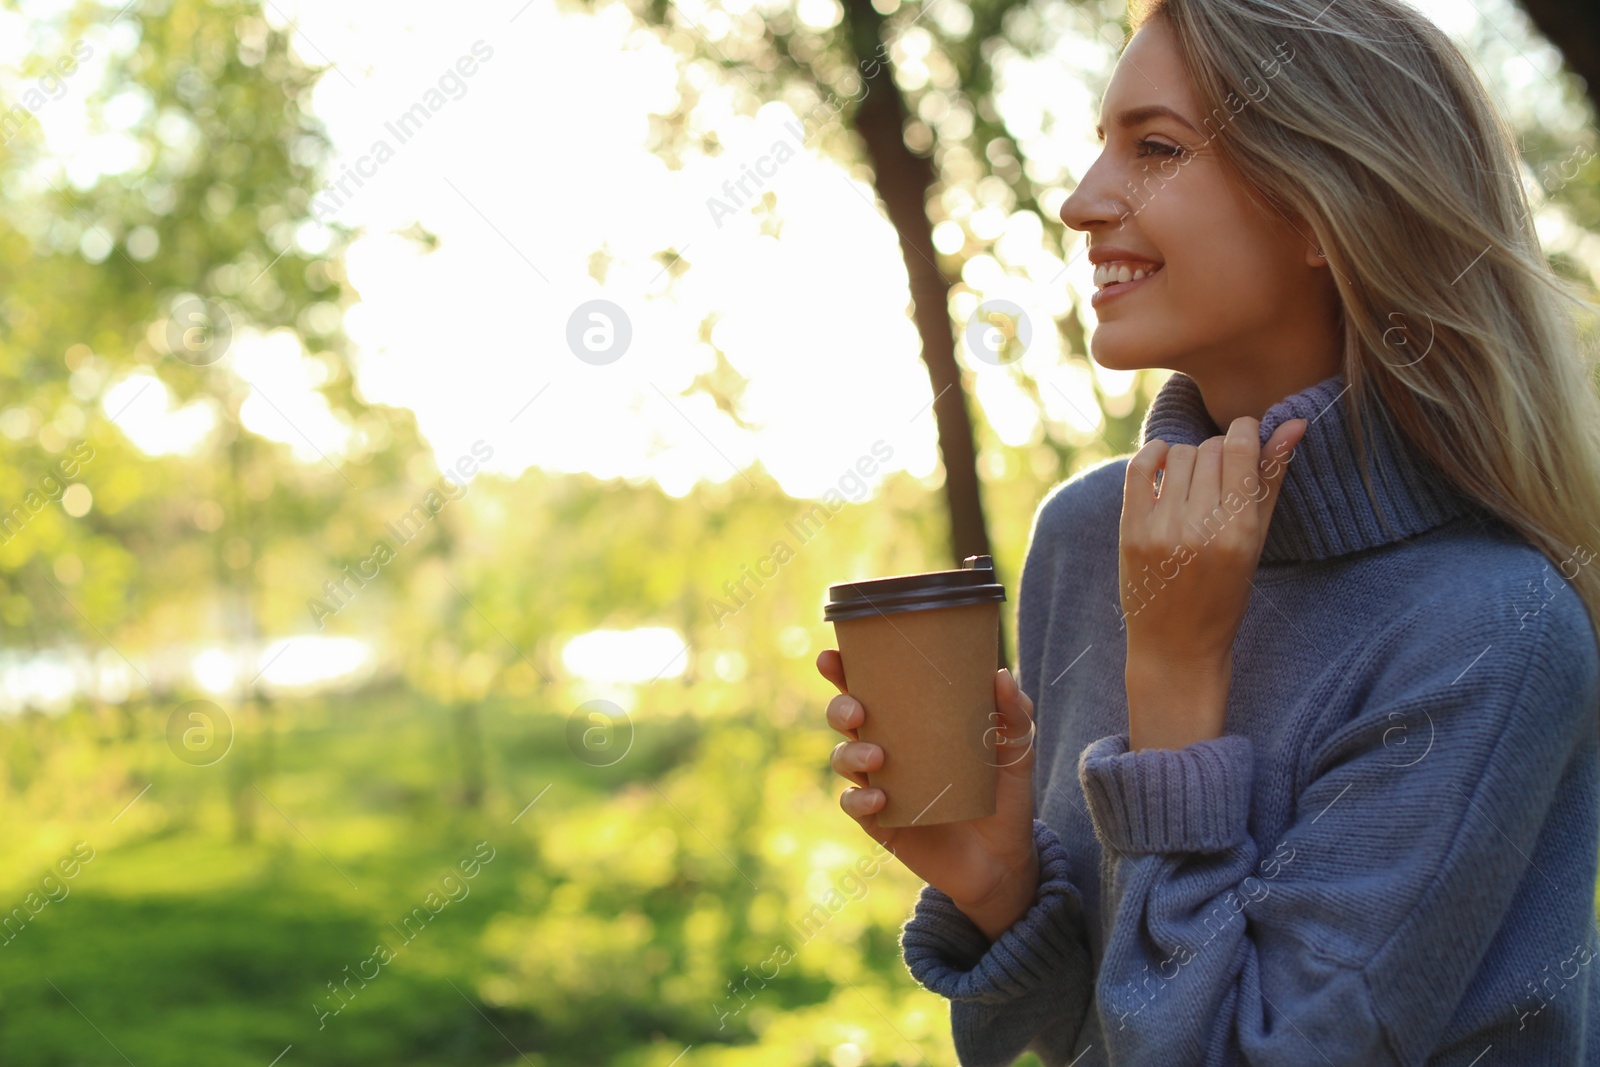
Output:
[{"xmin": 1135, "ymin": 138, "xmax": 1183, "ymax": 158}]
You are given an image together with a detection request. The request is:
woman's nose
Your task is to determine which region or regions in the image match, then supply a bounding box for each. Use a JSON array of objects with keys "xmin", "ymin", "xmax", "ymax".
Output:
[{"xmin": 1060, "ymin": 156, "xmax": 1128, "ymax": 233}]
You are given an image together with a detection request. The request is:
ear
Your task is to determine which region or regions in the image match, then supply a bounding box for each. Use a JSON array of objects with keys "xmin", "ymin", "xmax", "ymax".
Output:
[{"xmin": 1280, "ymin": 206, "xmax": 1328, "ymax": 268}]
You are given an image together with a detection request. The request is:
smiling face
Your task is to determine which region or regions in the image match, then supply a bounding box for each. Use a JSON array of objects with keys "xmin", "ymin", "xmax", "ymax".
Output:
[{"xmin": 1060, "ymin": 16, "xmax": 1340, "ymax": 411}]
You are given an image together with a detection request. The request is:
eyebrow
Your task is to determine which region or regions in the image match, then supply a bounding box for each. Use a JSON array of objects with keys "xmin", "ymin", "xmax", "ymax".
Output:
[{"xmin": 1094, "ymin": 104, "xmax": 1201, "ymax": 141}]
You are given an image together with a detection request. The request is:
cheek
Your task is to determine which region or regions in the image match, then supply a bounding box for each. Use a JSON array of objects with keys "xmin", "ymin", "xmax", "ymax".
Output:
[
  {"xmin": 1172, "ymin": 246, "xmax": 1296, "ymax": 336},
  {"xmin": 1155, "ymin": 183, "xmax": 1296, "ymax": 332},
  {"xmin": 1150, "ymin": 273, "xmax": 1270, "ymax": 372}
]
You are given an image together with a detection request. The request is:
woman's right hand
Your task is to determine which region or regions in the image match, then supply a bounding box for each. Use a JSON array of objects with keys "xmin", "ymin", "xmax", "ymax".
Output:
[{"xmin": 818, "ymin": 649, "xmax": 1042, "ymax": 943}]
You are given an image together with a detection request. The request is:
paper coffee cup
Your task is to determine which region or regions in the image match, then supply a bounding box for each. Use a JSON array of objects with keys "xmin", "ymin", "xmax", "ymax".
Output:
[{"xmin": 823, "ymin": 555, "xmax": 1006, "ymax": 827}]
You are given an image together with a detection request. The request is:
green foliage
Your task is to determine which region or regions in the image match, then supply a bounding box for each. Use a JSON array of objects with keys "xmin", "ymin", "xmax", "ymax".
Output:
[
  {"xmin": 0, "ymin": 0, "xmax": 424, "ymax": 654},
  {"xmin": 0, "ymin": 684, "xmax": 978, "ymax": 1065}
]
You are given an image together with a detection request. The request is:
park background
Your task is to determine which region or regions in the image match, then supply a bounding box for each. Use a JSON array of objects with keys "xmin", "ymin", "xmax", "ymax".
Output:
[{"xmin": 1, "ymin": 0, "xmax": 1599, "ymax": 1063}]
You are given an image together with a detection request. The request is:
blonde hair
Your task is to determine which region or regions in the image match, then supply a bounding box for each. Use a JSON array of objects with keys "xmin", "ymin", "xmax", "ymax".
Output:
[{"xmin": 1126, "ymin": 0, "xmax": 1600, "ymax": 660}]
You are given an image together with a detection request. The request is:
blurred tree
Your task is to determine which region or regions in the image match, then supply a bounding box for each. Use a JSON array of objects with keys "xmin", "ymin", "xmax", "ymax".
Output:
[
  {"xmin": 615, "ymin": 0, "xmax": 1148, "ymax": 670},
  {"xmin": 1520, "ymin": 1, "xmax": 1600, "ymax": 114},
  {"xmin": 0, "ymin": 0, "xmax": 434, "ymax": 833}
]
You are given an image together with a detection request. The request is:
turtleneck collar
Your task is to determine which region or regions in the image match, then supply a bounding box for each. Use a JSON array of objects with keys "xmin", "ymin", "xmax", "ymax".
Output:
[{"xmin": 1137, "ymin": 370, "xmax": 1484, "ymax": 564}]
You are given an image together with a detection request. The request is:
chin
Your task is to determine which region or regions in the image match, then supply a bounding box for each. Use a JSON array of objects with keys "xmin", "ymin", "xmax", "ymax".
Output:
[{"xmin": 1088, "ymin": 326, "xmax": 1167, "ymax": 372}]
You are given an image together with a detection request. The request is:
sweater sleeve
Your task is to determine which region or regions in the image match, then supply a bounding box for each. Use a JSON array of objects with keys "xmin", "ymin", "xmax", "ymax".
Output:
[
  {"xmin": 898, "ymin": 818, "xmax": 1095, "ymax": 1066},
  {"xmin": 1075, "ymin": 591, "xmax": 1600, "ymax": 1065}
]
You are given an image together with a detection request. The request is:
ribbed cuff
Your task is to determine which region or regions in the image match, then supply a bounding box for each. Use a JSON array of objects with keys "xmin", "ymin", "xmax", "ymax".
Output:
[
  {"xmin": 1077, "ymin": 733, "xmax": 1254, "ymax": 854},
  {"xmin": 899, "ymin": 819, "xmax": 1085, "ymax": 1005}
]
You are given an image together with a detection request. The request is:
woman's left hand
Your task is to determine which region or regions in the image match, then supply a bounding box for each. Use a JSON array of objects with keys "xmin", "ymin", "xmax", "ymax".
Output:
[{"xmin": 1117, "ymin": 415, "xmax": 1307, "ymax": 749}]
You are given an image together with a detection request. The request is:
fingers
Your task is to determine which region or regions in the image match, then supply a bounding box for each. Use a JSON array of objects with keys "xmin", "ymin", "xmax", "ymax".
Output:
[
  {"xmin": 839, "ymin": 784, "xmax": 886, "ymax": 819},
  {"xmin": 995, "ymin": 667, "xmax": 1034, "ymax": 726},
  {"xmin": 1122, "ymin": 440, "xmax": 1169, "ymax": 530},
  {"xmin": 992, "ymin": 667, "xmax": 1037, "ymax": 773},
  {"xmin": 820, "ymin": 651, "xmax": 859, "ymax": 740},
  {"xmin": 831, "ymin": 738, "xmax": 882, "ymax": 788},
  {"xmin": 1188, "ymin": 437, "xmax": 1222, "ymax": 507},
  {"xmin": 1265, "ymin": 419, "xmax": 1307, "ymax": 467},
  {"xmin": 816, "ymin": 649, "xmax": 847, "ymax": 694},
  {"xmin": 1257, "ymin": 419, "xmax": 1307, "ymax": 508},
  {"xmin": 825, "ymin": 692, "xmax": 863, "ymax": 741},
  {"xmin": 1173, "ymin": 418, "xmax": 1305, "ymax": 536},
  {"xmin": 1159, "ymin": 443, "xmax": 1197, "ymax": 510},
  {"xmin": 821, "ymin": 655, "xmax": 887, "ymax": 821},
  {"xmin": 1222, "ymin": 417, "xmax": 1262, "ymax": 508}
]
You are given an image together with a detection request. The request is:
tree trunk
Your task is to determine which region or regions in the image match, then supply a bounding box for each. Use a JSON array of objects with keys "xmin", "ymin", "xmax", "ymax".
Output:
[
  {"xmin": 1517, "ymin": 1, "xmax": 1600, "ymax": 113},
  {"xmin": 843, "ymin": 0, "xmax": 1010, "ymax": 669}
]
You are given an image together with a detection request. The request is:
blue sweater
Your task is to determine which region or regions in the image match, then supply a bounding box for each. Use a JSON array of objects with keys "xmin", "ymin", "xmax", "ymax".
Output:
[{"xmin": 897, "ymin": 370, "xmax": 1600, "ymax": 1065}]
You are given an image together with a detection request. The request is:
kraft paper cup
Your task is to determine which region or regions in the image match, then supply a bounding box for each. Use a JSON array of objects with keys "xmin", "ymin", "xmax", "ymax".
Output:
[{"xmin": 823, "ymin": 555, "xmax": 1006, "ymax": 827}]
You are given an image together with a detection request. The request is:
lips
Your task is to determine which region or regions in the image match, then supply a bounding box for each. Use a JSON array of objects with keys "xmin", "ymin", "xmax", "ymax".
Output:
[
  {"xmin": 1085, "ymin": 247, "xmax": 1164, "ymax": 308},
  {"xmin": 1088, "ymin": 260, "xmax": 1163, "ymax": 308},
  {"xmin": 1092, "ymin": 261, "xmax": 1164, "ymax": 289}
]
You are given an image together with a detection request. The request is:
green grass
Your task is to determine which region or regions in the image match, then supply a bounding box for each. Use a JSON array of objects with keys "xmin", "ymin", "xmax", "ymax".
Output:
[
  {"xmin": 0, "ymin": 686, "xmax": 547, "ymax": 1065},
  {"xmin": 0, "ymin": 683, "xmax": 956, "ymax": 1066}
]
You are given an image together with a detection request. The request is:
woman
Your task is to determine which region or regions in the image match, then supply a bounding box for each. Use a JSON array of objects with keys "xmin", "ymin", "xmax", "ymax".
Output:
[{"xmin": 817, "ymin": 0, "xmax": 1600, "ymax": 1062}]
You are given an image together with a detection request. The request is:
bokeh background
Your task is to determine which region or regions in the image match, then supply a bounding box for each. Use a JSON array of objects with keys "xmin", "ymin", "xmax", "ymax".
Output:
[{"xmin": 2, "ymin": 0, "xmax": 1598, "ymax": 1063}]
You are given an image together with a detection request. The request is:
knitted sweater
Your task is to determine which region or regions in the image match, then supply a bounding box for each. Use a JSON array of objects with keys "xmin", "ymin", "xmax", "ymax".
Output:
[{"xmin": 897, "ymin": 369, "xmax": 1600, "ymax": 1065}]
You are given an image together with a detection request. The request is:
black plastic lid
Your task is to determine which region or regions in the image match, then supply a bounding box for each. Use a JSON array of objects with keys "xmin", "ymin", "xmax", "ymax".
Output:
[{"xmin": 823, "ymin": 554, "xmax": 1006, "ymax": 623}]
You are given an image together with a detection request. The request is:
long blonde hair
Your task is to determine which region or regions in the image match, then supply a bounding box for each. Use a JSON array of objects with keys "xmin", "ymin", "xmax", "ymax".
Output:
[{"xmin": 1126, "ymin": 0, "xmax": 1600, "ymax": 658}]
